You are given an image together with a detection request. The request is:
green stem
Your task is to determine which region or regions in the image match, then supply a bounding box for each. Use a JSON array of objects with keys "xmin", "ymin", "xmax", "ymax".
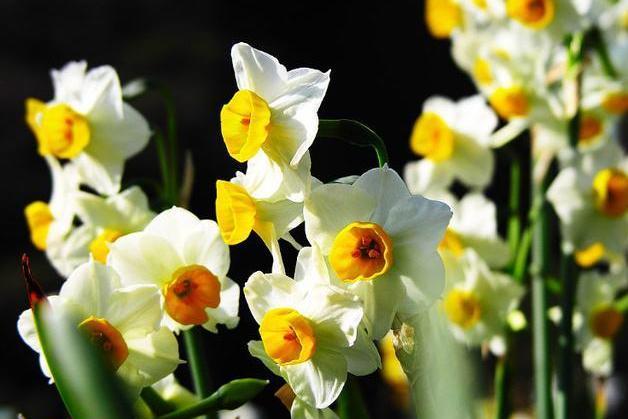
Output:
[
  {"xmin": 183, "ymin": 328, "xmax": 216, "ymax": 419},
  {"xmin": 531, "ymin": 161, "xmax": 553, "ymax": 419},
  {"xmin": 318, "ymin": 119, "xmax": 389, "ymax": 167},
  {"xmin": 589, "ymin": 27, "xmax": 618, "ymax": 79},
  {"xmin": 337, "ymin": 376, "xmax": 370, "ymax": 419},
  {"xmin": 141, "ymin": 387, "xmax": 176, "ymax": 416},
  {"xmin": 507, "ymin": 155, "xmax": 522, "ymax": 259},
  {"xmin": 494, "ymin": 356, "xmax": 509, "ymax": 419},
  {"xmin": 154, "ymin": 130, "xmax": 174, "ymax": 205},
  {"xmin": 615, "ymin": 293, "xmax": 628, "ymax": 312},
  {"xmin": 556, "ymin": 254, "xmax": 577, "ymax": 419}
]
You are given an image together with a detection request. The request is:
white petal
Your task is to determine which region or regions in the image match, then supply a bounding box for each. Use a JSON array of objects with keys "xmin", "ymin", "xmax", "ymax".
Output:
[
  {"xmin": 403, "ymin": 159, "xmax": 455, "ymax": 195},
  {"xmin": 144, "ymin": 207, "xmax": 202, "ymax": 250},
  {"xmin": 108, "ymin": 232, "xmax": 183, "ymax": 287},
  {"xmin": 283, "ymin": 349, "xmax": 347, "ymax": 409},
  {"xmin": 244, "ymin": 150, "xmax": 312, "ymax": 202},
  {"xmin": 243, "ymin": 272, "xmax": 298, "ymax": 324},
  {"xmin": 89, "ymin": 103, "xmax": 150, "ymax": 160},
  {"xmin": 51, "ymin": 61, "xmax": 88, "ymax": 107},
  {"xmin": 182, "ymin": 220, "xmax": 230, "ymax": 278},
  {"xmin": 46, "ymin": 224, "xmax": 94, "ymax": 277},
  {"xmin": 291, "ymin": 398, "xmax": 340, "ymax": 419},
  {"xmin": 17, "ymin": 308, "xmax": 40, "ymax": 353},
  {"xmin": 202, "ymin": 276, "xmax": 240, "ymax": 333},
  {"xmin": 75, "ymin": 151, "xmax": 124, "ymax": 196},
  {"xmin": 231, "ymin": 43, "xmax": 288, "ymax": 102},
  {"xmin": 343, "ymin": 325, "xmax": 381, "ymax": 376},
  {"xmin": 353, "ymin": 166, "xmax": 410, "ymax": 225},
  {"xmin": 396, "ymin": 250, "xmax": 446, "ymax": 317},
  {"xmin": 454, "ymin": 95, "xmax": 497, "ymax": 143},
  {"xmin": 422, "ymin": 96, "xmax": 457, "ymax": 127},
  {"xmin": 451, "ymin": 193, "xmax": 498, "ymax": 238},
  {"xmin": 106, "ymin": 285, "xmax": 162, "ymax": 333},
  {"xmin": 449, "ymin": 134, "xmax": 494, "ymax": 189},
  {"xmin": 350, "ymin": 279, "xmax": 404, "ymax": 340},
  {"xmin": 294, "ymin": 246, "xmax": 330, "ymax": 285},
  {"xmin": 255, "ymin": 199, "xmax": 303, "ymax": 240},
  {"xmin": 59, "ymin": 261, "xmax": 120, "ymax": 317},
  {"xmin": 304, "ymin": 183, "xmax": 376, "ymax": 253},
  {"xmin": 124, "ymin": 327, "xmax": 181, "ymax": 387},
  {"xmin": 80, "ymin": 65, "xmax": 123, "ymax": 116}
]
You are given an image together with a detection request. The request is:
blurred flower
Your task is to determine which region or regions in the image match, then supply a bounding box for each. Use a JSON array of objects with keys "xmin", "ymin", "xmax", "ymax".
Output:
[
  {"xmin": 244, "ymin": 269, "xmax": 364, "ymax": 409},
  {"xmin": 404, "ymin": 95, "xmax": 497, "ymax": 193},
  {"xmin": 304, "ymin": 166, "xmax": 451, "ymax": 339},
  {"xmin": 108, "ymin": 207, "xmax": 239, "ymax": 333},
  {"xmin": 220, "ymin": 43, "xmax": 330, "ymax": 202},
  {"xmin": 379, "ymin": 332, "xmax": 410, "ymax": 409},
  {"xmin": 17, "ymin": 261, "xmax": 180, "ymax": 396},
  {"xmin": 25, "ymin": 61, "xmax": 150, "ymax": 195},
  {"xmin": 440, "ymin": 250, "xmax": 524, "ymax": 355}
]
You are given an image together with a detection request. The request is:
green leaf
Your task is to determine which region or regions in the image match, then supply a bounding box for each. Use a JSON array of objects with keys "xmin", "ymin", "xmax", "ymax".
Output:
[
  {"xmin": 317, "ymin": 119, "xmax": 389, "ymax": 167},
  {"xmin": 22, "ymin": 255, "xmax": 135, "ymax": 419},
  {"xmin": 156, "ymin": 378, "xmax": 268, "ymax": 419},
  {"xmin": 337, "ymin": 376, "xmax": 369, "ymax": 419}
]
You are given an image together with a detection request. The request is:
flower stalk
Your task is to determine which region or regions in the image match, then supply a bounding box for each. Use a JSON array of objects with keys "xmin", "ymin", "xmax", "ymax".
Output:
[
  {"xmin": 183, "ymin": 328, "xmax": 216, "ymax": 419},
  {"xmin": 318, "ymin": 119, "xmax": 389, "ymax": 167}
]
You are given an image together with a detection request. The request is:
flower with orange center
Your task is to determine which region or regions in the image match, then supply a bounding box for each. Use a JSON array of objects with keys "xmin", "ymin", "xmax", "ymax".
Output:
[
  {"xmin": 506, "ymin": 0, "xmax": 555, "ymax": 29},
  {"xmin": 440, "ymin": 250, "xmax": 523, "ymax": 353},
  {"xmin": 220, "ymin": 43, "xmax": 330, "ymax": 202},
  {"xmin": 17, "ymin": 262, "xmax": 181, "ymax": 396},
  {"xmin": 489, "ymin": 86, "xmax": 529, "ymax": 120},
  {"xmin": 329, "ymin": 222, "xmax": 393, "ymax": 282},
  {"xmin": 109, "ymin": 207, "xmax": 239, "ymax": 333},
  {"xmin": 405, "ymin": 95, "xmax": 497, "ymax": 193},
  {"xmin": 547, "ymin": 141, "xmax": 628, "ymax": 256},
  {"xmin": 590, "ymin": 306, "xmax": 624, "ymax": 340},
  {"xmin": 25, "ymin": 61, "xmax": 150, "ymax": 195},
  {"xmin": 578, "ymin": 114, "xmax": 604, "ymax": 146},
  {"xmin": 602, "ymin": 92, "xmax": 628, "ymax": 115},
  {"xmin": 305, "ymin": 166, "xmax": 452, "ymax": 340},
  {"xmin": 244, "ymin": 266, "xmax": 370, "ymax": 409}
]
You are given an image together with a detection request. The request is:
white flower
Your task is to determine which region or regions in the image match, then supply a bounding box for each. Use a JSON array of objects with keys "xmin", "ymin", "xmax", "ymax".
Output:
[
  {"xmin": 220, "ymin": 43, "xmax": 330, "ymax": 203},
  {"xmin": 440, "ymin": 250, "xmax": 524, "ymax": 355},
  {"xmin": 17, "ymin": 261, "xmax": 180, "ymax": 396},
  {"xmin": 575, "ymin": 271, "xmax": 624, "ymax": 377},
  {"xmin": 25, "ymin": 61, "xmax": 150, "ymax": 195},
  {"xmin": 45, "ymin": 186, "xmax": 155, "ymax": 277},
  {"xmin": 215, "ymin": 170, "xmax": 304, "ymax": 274},
  {"xmin": 244, "ymin": 269, "xmax": 365, "ymax": 409},
  {"xmin": 404, "ymin": 95, "xmax": 497, "ymax": 192},
  {"xmin": 504, "ymin": 0, "xmax": 584, "ymax": 41},
  {"xmin": 108, "ymin": 207, "xmax": 239, "ymax": 333},
  {"xmin": 547, "ymin": 141, "xmax": 628, "ymax": 259},
  {"xmin": 24, "ymin": 157, "xmax": 79, "ymax": 253},
  {"xmin": 304, "ymin": 166, "xmax": 452, "ymax": 339}
]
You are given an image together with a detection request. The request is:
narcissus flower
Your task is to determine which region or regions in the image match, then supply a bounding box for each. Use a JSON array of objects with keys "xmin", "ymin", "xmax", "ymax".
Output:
[
  {"xmin": 220, "ymin": 43, "xmax": 330, "ymax": 202},
  {"xmin": 44, "ymin": 186, "xmax": 155, "ymax": 277},
  {"xmin": 24, "ymin": 157, "xmax": 78, "ymax": 253},
  {"xmin": 440, "ymin": 250, "xmax": 524, "ymax": 355},
  {"xmin": 547, "ymin": 141, "xmax": 628, "ymax": 260},
  {"xmin": 244, "ymin": 268, "xmax": 366, "ymax": 409},
  {"xmin": 25, "ymin": 61, "xmax": 150, "ymax": 195},
  {"xmin": 404, "ymin": 95, "xmax": 497, "ymax": 192},
  {"xmin": 304, "ymin": 166, "xmax": 452, "ymax": 339},
  {"xmin": 574, "ymin": 271, "xmax": 624, "ymax": 377},
  {"xmin": 17, "ymin": 261, "xmax": 180, "ymax": 396},
  {"xmin": 215, "ymin": 171, "xmax": 303, "ymax": 273},
  {"xmin": 108, "ymin": 207, "xmax": 238, "ymax": 333}
]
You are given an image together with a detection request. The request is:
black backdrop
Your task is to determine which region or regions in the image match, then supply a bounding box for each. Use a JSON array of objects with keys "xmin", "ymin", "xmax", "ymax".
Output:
[{"xmin": 1, "ymin": 1, "xmax": 626, "ymax": 418}]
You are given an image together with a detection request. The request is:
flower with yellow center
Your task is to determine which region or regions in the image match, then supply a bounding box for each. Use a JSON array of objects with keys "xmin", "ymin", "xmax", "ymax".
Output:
[
  {"xmin": 25, "ymin": 61, "xmax": 150, "ymax": 195},
  {"xmin": 17, "ymin": 261, "xmax": 181, "ymax": 396},
  {"xmin": 215, "ymin": 173, "xmax": 303, "ymax": 274},
  {"xmin": 548, "ymin": 141, "xmax": 628, "ymax": 256},
  {"xmin": 574, "ymin": 271, "xmax": 625, "ymax": 377},
  {"xmin": 489, "ymin": 85, "xmax": 529, "ymax": 120},
  {"xmin": 220, "ymin": 43, "xmax": 330, "ymax": 202},
  {"xmin": 440, "ymin": 250, "xmax": 524, "ymax": 354},
  {"xmin": 304, "ymin": 166, "xmax": 452, "ymax": 340},
  {"xmin": 425, "ymin": 0, "xmax": 463, "ymax": 39},
  {"xmin": 506, "ymin": 0, "xmax": 555, "ymax": 29},
  {"xmin": 244, "ymin": 266, "xmax": 366, "ymax": 409},
  {"xmin": 601, "ymin": 91, "xmax": 628, "ymax": 114},
  {"xmin": 578, "ymin": 113, "xmax": 605, "ymax": 146},
  {"xmin": 108, "ymin": 207, "xmax": 239, "ymax": 333},
  {"xmin": 405, "ymin": 95, "xmax": 497, "ymax": 193}
]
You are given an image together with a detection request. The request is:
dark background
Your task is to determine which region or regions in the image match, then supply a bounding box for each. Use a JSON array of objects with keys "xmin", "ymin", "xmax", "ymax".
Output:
[{"xmin": 0, "ymin": 1, "xmax": 626, "ymax": 418}]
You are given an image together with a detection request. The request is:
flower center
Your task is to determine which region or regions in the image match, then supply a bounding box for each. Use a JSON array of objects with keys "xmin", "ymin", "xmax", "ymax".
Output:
[
  {"xmin": 89, "ymin": 229, "xmax": 124, "ymax": 264},
  {"xmin": 24, "ymin": 201, "xmax": 54, "ymax": 251},
  {"xmin": 489, "ymin": 86, "xmax": 529, "ymax": 120},
  {"xmin": 578, "ymin": 114, "xmax": 603, "ymax": 145},
  {"xmin": 26, "ymin": 99, "xmax": 90, "ymax": 159},
  {"xmin": 438, "ymin": 228, "xmax": 465, "ymax": 257},
  {"xmin": 215, "ymin": 180, "xmax": 257, "ymax": 245},
  {"xmin": 574, "ymin": 242, "xmax": 606, "ymax": 268},
  {"xmin": 425, "ymin": 0, "xmax": 462, "ymax": 39},
  {"xmin": 601, "ymin": 92, "xmax": 628, "ymax": 115},
  {"xmin": 260, "ymin": 307, "xmax": 316, "ymax": 366},
  {"xmin": 163, "ymin": 265, "xmax": 221, "ymax": 325},
  {"xmin": 506, "ymin": 0, "xmax": 555, "ymax": 29},
  {"xmin": 443, "ymin": 289, "xmax": 482, "ymax": 329},
  {"xmin": 410, "ymin": 112, "xmax": 455, "ymax": 162},
  {"xmin": 220, "ymin": 89, "xmax": 271, "ymax": 162},
  {"xmin": 592, "ymin": 168, "xmax": 628, "ymax": 218},
  {"xmin": 590, "ymin": 306, "xmax": 623, "ymax": 339},
  {"xmin": 330, "ymin": 222, "xmax": 393, "ymax": 282},
  {"xmin": 78, "ymin": 316, "xmax": 128, "ymax": 370},
  {"xmin": 473, "ymin": 58, "xmax": 493, "ymax": 86}
]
